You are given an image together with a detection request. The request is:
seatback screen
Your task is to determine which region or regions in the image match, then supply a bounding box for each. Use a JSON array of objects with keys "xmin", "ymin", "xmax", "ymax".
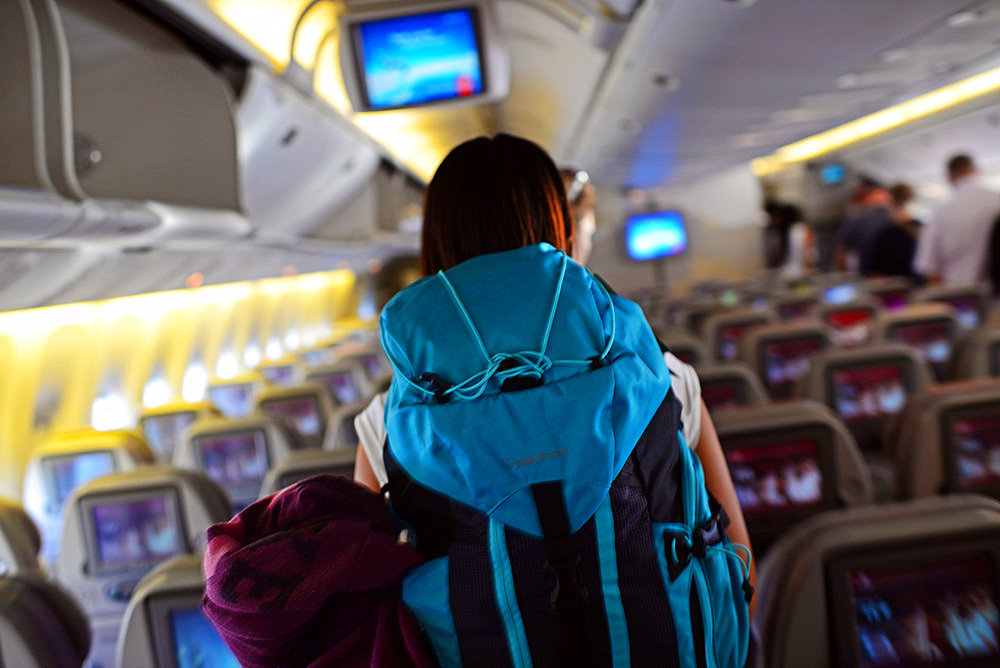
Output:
[
  {"xmin": 871, "ymin": 289, "xmax": 908, "ymax": 311},
  {"xmin": 260, "ymin": 395, "xmax": 322, "ymax": 440},
  {"xmin": 826, "ymin": 309, "xmax": 872, "ymax": 347},
  {"xmin": 763, "ymin": 336, "xmax": 824, "ymax": 394},
  {"xmin": 353, "ymin": 7, "xmax": 485, "ymax": 109},
  {"xmin": 358, "ymin": 353, "xmax": 384, "ymax": 380},
  {"xmin": 312, "ymin": 371, "xmax": 359, "ymax": 405},
  {"xmin": 952, "ymin": 414, "xmax": 1000, "ymax": 490},
  {"xmin": 718, "ymin": 322, "xmax": 762, "ymax": 361},
  {"xmin": 832, "ymin": 364, "xmax": 907, "ymax": 424},
  {"xmin": 889, "ymin": 321, "xmax": 952, "ymax": 364},
  {"xmin": 846, "ymin": 554, "xmax": 1000, "ymax": 666},
  {"xmin": 824, "ymin": 284, "xmax": 858, "ymax": 305},
  {"xmin": 170, "ymin": 606, "xmax": 240, "ymax": 668},
  {"xmin": 725, "ymin": 439, "xmax": 823, "ymax": 516},
  {"xmin": 943, "ymin": 296, "xmax": 980, "ymax": 329},
  {"xmin": 88, "ymin": 491, "xmax": 184, "ymax": 573},
  {"xmin": 196, "ymin": 430, "xmax": 269, "ymax": 509},
  {"xmin": 778, "ymin": 299, "xmax": 815, "ymax": 320},
  {"xmin": 45, "ymin": 451, "xmax": 116, "ymax": 509},
  {"xmin": 207, "ymin": 383, "xmax": 254, "ymax": 419},
  {"xmin": 338, "ymin": 412, "xmax": 361, "ymax": 447},
  {"xmin": 142, "ymin": 412, "xmax": 197, "ymax": 461},
  {"xmin": 701, "ymin": 379, "xmax": 745, "ymax": 413},
  {"xmin": 259, "ymin": 365, "xmax": 295, "ymax": 387}
]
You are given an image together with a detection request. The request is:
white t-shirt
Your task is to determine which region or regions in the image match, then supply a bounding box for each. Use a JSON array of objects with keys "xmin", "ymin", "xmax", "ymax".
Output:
[{"xmin": 355, "ymin": 351, "xmax": 703, "ymax": 487}]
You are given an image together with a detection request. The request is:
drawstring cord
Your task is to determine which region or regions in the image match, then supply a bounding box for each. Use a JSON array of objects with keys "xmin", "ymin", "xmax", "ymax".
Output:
[{"xmin": 381, "ymin": 251, "xmax": 617, "ymax": 402}]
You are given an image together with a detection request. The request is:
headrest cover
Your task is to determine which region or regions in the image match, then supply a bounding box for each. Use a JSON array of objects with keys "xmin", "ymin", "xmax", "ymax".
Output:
[{"xmin": 380, "ymin": 243, "xmax": 670, "ymax": 535}]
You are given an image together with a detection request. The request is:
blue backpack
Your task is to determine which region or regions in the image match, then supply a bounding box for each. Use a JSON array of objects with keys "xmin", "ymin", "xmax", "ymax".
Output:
[{"xmin": 380, "ymin": 243, "xmax": 752, "ymax": 667}]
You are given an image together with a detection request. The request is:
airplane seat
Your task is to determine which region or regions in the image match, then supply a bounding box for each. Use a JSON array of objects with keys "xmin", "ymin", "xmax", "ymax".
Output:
[
  {"xmin": 651, "ymin": 326, "xmax": 712, "ymax": 366},
  {"xmin": 116, "ymin": 553, "xmax": 239, "ymax": 668},
  {"xmin": 797, "ymin": 342, "xmax": 934, "ymax": 456},
  {"xmin": 871, "ymin": 302, "xmax": 960, "ymax": 381},
  {"xmin": 138, "ymin": 401, "xmax": 220, "ymax": 463},
  {"xmin": 813, "ymin": 296, "xmax": 879, "ymax": 348},
  {"xmin": 22, "ymin": 430, "xmax": 155, "ymax": 569},
  {"xmin": 256, "ymin": 355, "xmax": 305, "ymax": 387},
  {"xmin": 753, "ymin": 495, "xmax": 1000, "ymax": 668},
  {"xmin": 694, "ymin": 362, "xmax": 770, "ymax": 413},
  {"xmin": 713, "ymin": 401, "xmax": 873, "ymax": 557},
  {"xmin": 0, "ymin": 573, "xmax": 91, "ymax": 668},
  {"xmin": 260, "ymin": 448, "xmax": 358, "ymax": 496},
  {"xmin": 884, "ymin": 378, "xmax": 1000, "ymax": 502},
  {"xmin": 0, "ymin": 498, "xmax": 43, "ymax": 575},
  {"xmin": 769, "ymin": 288, "xmax": 820, "ymax": 321},
  {"xmin": 254, "ymin": 383, "xmax": 335, "ymax": 451},
  {"xmin": 54, "ymin": 467, "xmax": 230, "ymax": 668},
  {"xmin": 674, "ymin": 298, "xmax": 722, "ymax": 335},
  {"xmin": 701, "ymin": 307, "xmax": 777, "ymax": 363},
  {"xmin": 911, "ymin": 282, "xmax": 990, "ymax": 331},
  {"xmin": 322, "ymin": 402, "xmax": 368, "ymax": 452},
  {"xmin": 952, "ymin": 325, "xmax": 1000, "ymax": 380},
  {"xmin": 332, "ymin": 344, "xmax": 393, "ymax": 389},
  {"xmin": 173, "ymin": 415, "xmax": 295, "ymax": 512},
  {"xmin": 738, "ymin": 320, "xmax": 833, "ymax": 400},
  {"xmin": 305, "ymin": 359, "xmax": 373, "ymax": 407},
  {"xmin": 861, "ymin": 276, "xmax": 914, "ymax": 311},
  {"xmin": 205, "ymin": 373, "xmax": 269, "ymax": 420}
]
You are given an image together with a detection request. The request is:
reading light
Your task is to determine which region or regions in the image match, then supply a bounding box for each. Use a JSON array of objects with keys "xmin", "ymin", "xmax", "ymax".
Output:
[{"xmin": 753, "ymin": 64, "xmax": 1000, "ymax": 176}]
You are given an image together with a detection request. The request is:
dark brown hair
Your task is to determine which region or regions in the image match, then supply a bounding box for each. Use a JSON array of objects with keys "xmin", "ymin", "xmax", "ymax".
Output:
[
  {"xmin": 420, "ymin": 134, "xmax": 573, "ymax": 275},
  {"xmin": 947, "ymin": 154, "xmax": 975, "ymax": 180}
]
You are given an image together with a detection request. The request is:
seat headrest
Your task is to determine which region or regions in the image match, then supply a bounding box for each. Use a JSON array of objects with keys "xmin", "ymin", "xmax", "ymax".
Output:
[{"xmin": 0, "ymin": 574, "xmax": 90, "ymax": 668}]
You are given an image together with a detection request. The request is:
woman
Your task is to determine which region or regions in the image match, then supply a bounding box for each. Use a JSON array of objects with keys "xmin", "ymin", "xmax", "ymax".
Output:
[{"xmin": 354, "ymin": 134, "xmax": 755, "ymax": 664}]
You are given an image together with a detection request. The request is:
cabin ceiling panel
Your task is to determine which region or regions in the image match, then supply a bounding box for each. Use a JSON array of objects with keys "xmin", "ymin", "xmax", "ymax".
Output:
[{"xmin": 572, "ymin": 0, "xmax": 997, "ymax": 189}]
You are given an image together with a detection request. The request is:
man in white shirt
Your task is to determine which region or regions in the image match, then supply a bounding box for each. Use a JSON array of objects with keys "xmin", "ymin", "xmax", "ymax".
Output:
[{"xmin": 914, "ymin": 154, "xmax": 1000, "ymax": 286}]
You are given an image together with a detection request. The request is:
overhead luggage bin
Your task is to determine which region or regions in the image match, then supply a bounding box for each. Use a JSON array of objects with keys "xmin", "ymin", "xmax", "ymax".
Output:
[
  {"xmin": 0, "ymin": 573, "xmax": 91, "ymax": 668},
  {"xmin": 22, "ymin": 429, "xmax": 154, "ymax": 568},
  {"xmin": 55, "ymin": 467, "xmax": 230, "ymax": 668},
  {"xmin": 713, "ymin": 401, "xmax": 873, "ymax": 556},
  {"xmin": 754, "ymin": 495, "xmax": 1000, "ymax": 668}
]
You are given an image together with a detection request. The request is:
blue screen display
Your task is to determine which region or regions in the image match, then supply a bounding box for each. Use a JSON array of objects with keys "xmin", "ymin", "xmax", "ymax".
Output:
[
  {"xmin": 820, "ymin": 164, "xmax": 846, "ymax": 185},
  {"xmin": 355, "ymin": 8, "xmax": 484, "ymax": 109},
  {"xmin": 171, "ymin": 607, "xmax": 240, "ymax": 668},
  {"xmin": 625, "ymin": 211, "xmax": 688, "ymax": 261}
]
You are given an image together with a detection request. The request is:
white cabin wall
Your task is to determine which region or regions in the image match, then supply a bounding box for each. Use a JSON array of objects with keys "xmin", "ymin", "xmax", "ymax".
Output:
[{"xmin": 588, "ymin": 163, "xmax": 765, "ymax": 297}]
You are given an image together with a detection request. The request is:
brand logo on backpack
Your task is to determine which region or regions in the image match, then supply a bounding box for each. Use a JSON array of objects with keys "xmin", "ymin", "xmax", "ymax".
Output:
[{"xmin": 504, "ymin": 449, "xmax": 568, "ymax": 468}]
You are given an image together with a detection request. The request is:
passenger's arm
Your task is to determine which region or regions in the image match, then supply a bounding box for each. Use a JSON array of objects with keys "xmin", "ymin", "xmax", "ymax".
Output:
[
  {"xmin": 694, "ymin": 399, "xmax": 757, "ymax": 620},
  {"xmin": 354, "ymin": 446, "xmax": 380, "ymax": 492}
]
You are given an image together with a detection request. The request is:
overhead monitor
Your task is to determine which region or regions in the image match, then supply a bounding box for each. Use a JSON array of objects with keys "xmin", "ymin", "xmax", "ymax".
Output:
[
  {"xmin": 148, "ymin": 591, "xmax": 240, "ymax": 668},
  {"xmin": 311, "ymin": 371, "xmax": 360, "ymax": 405},
  {"xmin": 625, "ymin": 210, "xmax": 688, "ymax": 261},
  {"xmin": 44, "ymin": 450, "xmax": 116, "ymax": 510},
  {"xmin": 827, "ymin": 541, "xmax": 1000, "ymax": 668},
  {"xmin": 80, "ymin": 488, "xmax": 186, "ymax": 575},
  {"xmin": 945, "ymin": 404, "xmax": 1000, "ymax": 496},
  {"xmin": 339, "ymin": 1, "xmax": 509, "ymax": 112},
  {"xmin": 193, "ymin": 430, "xmax": 270, "ymax": 510},
  {"xmin": 761, "ymin": 336, "xmax": 825, "ymax": 398},
  {"xmin": 701, "ymin": 378, "xmax": 747, "ymax": 413},
  {"xmin": 207, "ymin": 383, "xmax": 255, "ymax": 419},
  {"xmin": 259, "ymin": 395, "xmax": 322, "ymax": 441},
  {"xmin": 831, "ymin": 363, "xmax": 908, "ymax": 425},
  {"xmin": 820, "ymin": 164, "xmax": 847, "ymax": 186},
  {"xmin": 888, "ymin": 320, "xmax": 952, "ymax": 365},
  {"xmin": 141, "ymin": 412, "xmax": 197, "ymax": 461}
]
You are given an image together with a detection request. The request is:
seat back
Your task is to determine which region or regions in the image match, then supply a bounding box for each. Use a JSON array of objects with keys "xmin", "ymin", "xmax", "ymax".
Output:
[
  {"xmin": 912, "ymin": 283, "xmax": 990, "ymax": 330},
  {"xmin": 652, "ymin": 326, "xmax": 712, "ymax": 366},
  {"xmin": 886, "ymin": 378, "xmax": 1000, "ymax": 501},
  {"xmin": 797, "ymin": 342, "xmax": 934, "ymax": 453},
  {"xmin": 953, "ymin": 325, "xmax": 1000, "ymax": 380},
  {"xmin": 205, "ymin": 373, "xmax": 268, "ymax": 419},
  {"xmin": 872, "ymin": 302, "xmax": 960, "ymax": 381},
  {"xmin": 0, "ymin": 498, "xmax": 42, "ymax": 576},
  {"xmin": 322, "ymin": 402, "xmax": 368, "ymax": 451},
  {"xmin": 255, "ymin": 384, "xmax": 335, "ymax": 450},
  {"xmin": 770, "ymin": 290, "xmax": 820, "ymax": 320},
  {"xmin": 305, "ymin": 360, "xmax": 373, "ymax": 407},
  {"xmin": 714, "ymin": 401, "xmax": 873, "ymax": 556},
  {"xmin": 695, "ymin": 362, "xmax": 770, "ymax": 413},
  {"xmin": 814, "ymin": 297, "xmax": 879, "ymax": 347},
  {"xmin": 257, "ymin": 356, "xmax": 305, "ymax": 387},
  {"xmin": 55, "ymin": 467, "xmax": 229, "ymax": 668},
  {"xmin": 139, "ymin": 401, "xmax": 219, "ymax": 462},
  {"xmin": 739, "ymin": 320, "xmax": 833, "ymax": 399},
  {"xmin": 332, "ymin": 343, "xmax": 392, "ymax": 388},
  {"xmin": 702, "ymin": 307, "xmax": 777, "ymax": 362},
  {"xmin": 260, "ymin": 449, "xmax": 358, "ymax": 495},
  {"xmin": 22, "ymin": 429, "xmax": 154, "ymax": 568},
  {"xmin": 0, "ymin": 574, "xmax": 91, "ymax": 668},
  {"xmin": 861, "ymin": 276, "xmax": 914, "ymax": 311},
  {"xmin": 117, "ymin": 553, "xmax": 239, "ymax": 668},
  {"xmin": 174, "ymin": 415, "xmax": 295, "ymax": 512},
  {"xmin": 754, "ymin": 495, "xmax": 1000, "ymax": 668}
]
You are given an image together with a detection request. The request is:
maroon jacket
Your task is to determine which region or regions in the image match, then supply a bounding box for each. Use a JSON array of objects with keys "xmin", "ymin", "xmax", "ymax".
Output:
[{"xmin": 203, "ymin": 474, "xmax": 434, "ymax": 667}]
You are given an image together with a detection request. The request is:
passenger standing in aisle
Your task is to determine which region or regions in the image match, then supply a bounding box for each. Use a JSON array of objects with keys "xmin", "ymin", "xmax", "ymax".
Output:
[{"xmin": 914, "ymin": 154, "xmax": 1000, "ymax": 286}]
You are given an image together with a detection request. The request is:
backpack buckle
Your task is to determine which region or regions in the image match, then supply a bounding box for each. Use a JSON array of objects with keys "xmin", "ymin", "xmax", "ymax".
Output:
[{"xmin": 545, "ymin": 554, "xmax": 588, "ymax": 610}]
